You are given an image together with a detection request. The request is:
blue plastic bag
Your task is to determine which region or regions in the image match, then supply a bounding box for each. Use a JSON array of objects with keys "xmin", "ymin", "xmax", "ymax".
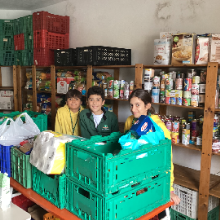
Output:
[{"xmin": 119, "ymin": 116, "xmax": 165, "ymax": 150}]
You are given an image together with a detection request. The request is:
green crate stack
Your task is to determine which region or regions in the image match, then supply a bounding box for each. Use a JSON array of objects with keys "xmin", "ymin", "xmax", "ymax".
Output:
[
  {"xmin": 11, "ymin": 147, "xmax": 32, "ymax": 188},
  {"xmin": 32, "ymin": 166, "xmax": 66, "ymax": 209},
  {"xmin": 64, "ymin": 132, "xmax": 172, "ymax": 219},
  {"xmin": 0, "ymin": 19, "xmax": 15, "ymax": 65},
  {"xmin": 14, "ymin": 15, "xmax": 33, "ymax": 66},
  {"xmin": 170, "ymin": 207, "xmax": 219, "ymax": 220}
]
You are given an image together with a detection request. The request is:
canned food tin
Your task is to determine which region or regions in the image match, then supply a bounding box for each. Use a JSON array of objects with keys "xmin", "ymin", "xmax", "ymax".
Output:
[
  {"xmin": 165, "ymin": 78, "xmax": 173, "ymax": 90},
  {"xmin": 184, "ymin": 78, "xmax": 192, "ymax": 91},
  {"xmin": 153, "ymin": 76, "xmax": 160, "ymax": 88},
  {"xmin": 129, "ymin": 90, "xmax": 133, "ymax": 95},
  {"xmin": 175, "ymin": 90, "xmax": 183, "ymax": 98},
  {"xmin": 114, "ymin": 80, "xmax": 119, "ymax": 90},
  {"xmin": 120, "ymin": 89, "xmax": 124, "ymax": 99},
  {"xmin": 176, "ymin": 97, "xmax": 182, "ymax": 105},
  {"xmin": 124, "ymin": 89, "xmax": 129, "ymax": 100},
  {"xmin": 108, "ymin": 89, "xmax": 113, "ymax": 98},
  {"xmin": 104, "ymin": 88, "xmax": 108, "ymax": 98},
  {"xmin": 191, "ymin": 95, "xmax": 199, "ymax": 107},
  {"xmin": 160, "ymin": 95, "xmax": 165, "ymax": 103},
  {"xmin": 191, "ymin": 136, "xmax": 197, "ymax": 142},
  {"xmin": 160, "ymin": 79, "xmax": 165, "ymax": 91},
  {"xmin": 191, "ymin": 84, "xmax": 199, "ymax": 95},
  {"xmin": 199, "ymin": 94, "xmax": 205, "ymax": 107},
  {"xmin": 183, "ymin": 98, "xmax": 191, "ymax": 106},
  {"xmin": 171, "ymin": 132, "xmax": 179, "ymax": 144},
  {"xmin": 160, "ymin": 91, "xmax": 165, "ymax": 96},
  {"xmin": 144, "ymin": 81, "xmax": 153, "ymax": 91},
  {"xmin": 170, "ymin": 97, "xmax": 176, "ymax": 105},
  {"xmin": 144, "ymin": 69, "xmax": 154, "ymax": 78},
  {"xmin": 199, "ymin": 84, "xmax": 206, "ymax": 93},
  {"xmin": 120, "ymin": 80, "xmax": 125, "ymax": 90},
  {"xmin": 152, "ymin": 89, "xmax": 160, "ymax": 103},
  {"xmin": 103, "ymin": 83, "xmax": 107, "ymax": 89},
  {"xmin": 182, "ymin": 129, "xmax": 190, "ymax": 145},
  {"xmin": 165, "ymin": 120, "xmax": 172, "ymax": 131},
  {"xmin": 200, "ymin": 71, "xmax": 206, "ymax": 83},
  {"xmin": 183, "ymin": 91, "xmax": 191, "ymax": 98},
  {"xmin": 172, "ymin": 121, "xmax": 180, "ymax": 132},
  {"xmin": 108, "ymin": 80, "xmax": 114, "ymax": 89},
  {"xmin": 175, "ymin": 78, "xmax": 183, "ymax": 90},
  {"xmin": 192, "ymin": 76, "xmax": 200, "ymax": 84},
  {"xmin": 196, "ymin": 136, "xmax": 202, "ymax": 146},
  {"xmin": 187, "ymin": 69, "xmax": 197, "ymax": 78}
]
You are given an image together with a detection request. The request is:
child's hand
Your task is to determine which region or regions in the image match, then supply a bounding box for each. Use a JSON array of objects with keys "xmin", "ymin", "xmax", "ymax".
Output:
[{"xmin": 170, "ymin": 192, "xmax": 180, "ymax": 205}]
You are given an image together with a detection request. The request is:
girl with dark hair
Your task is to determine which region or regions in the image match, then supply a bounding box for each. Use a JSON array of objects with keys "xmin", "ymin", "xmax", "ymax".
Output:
[{"xmin": 124, "ymin": 89, "xmax": 180, "ymax": 215}]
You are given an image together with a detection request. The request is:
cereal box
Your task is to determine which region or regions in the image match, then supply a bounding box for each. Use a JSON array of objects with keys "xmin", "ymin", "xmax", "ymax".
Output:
[
  {"xmin": 154, "ymin": 39, "xmax": 171, "ymax": 65},
  {"xmin": 210, "ymin": 34, "xmax": 220, "ymax": 63},
  {"xmin": 160, "ymin": 31, "xmax": 178, "ymax": 39},
  {"xmin": 171, "ymin": 33, "xmax": 196, "ymax": 65}
]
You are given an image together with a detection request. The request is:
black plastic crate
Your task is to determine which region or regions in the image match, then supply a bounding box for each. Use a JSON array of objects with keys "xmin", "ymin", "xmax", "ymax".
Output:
[
  {"xmin": 54, "ymin": 48, "xmax": 76, "ymax": 66},
  {"xmin": 76, "ymin": 46, "xmax": 131, "ymax": 66}
]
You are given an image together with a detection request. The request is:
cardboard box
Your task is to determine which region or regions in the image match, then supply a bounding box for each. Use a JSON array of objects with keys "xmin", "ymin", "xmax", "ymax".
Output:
[
  {"xmin": 160, "ymin": 31, "xmax": 178, "ymax": 39},
  {"xmin": 171, "ymin": 33, "xmax": 196, "ymax": 65},
  {"xmin": 210, "ymin": 34, "xmax": 220, "ymax": 63},
  {"xmin": 66, "ymin": 77, "xmax": 75, "ymax": 91},
  {"xmin": 0, "ymin": 97, "xmax": 13, "ymax": 109},
  {"xmin": 57, "ymin": 77, "xmax": 67, "ymax": 94},
  {"xmin": 0, "ymin": 90, "xmax": 13, "ymax": 97}
]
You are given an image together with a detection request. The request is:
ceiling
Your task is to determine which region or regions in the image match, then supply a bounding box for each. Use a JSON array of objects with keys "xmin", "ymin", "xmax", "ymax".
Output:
[{"xmin": 0, "ymin": 0, "xmax": 66, "ymax": 10}]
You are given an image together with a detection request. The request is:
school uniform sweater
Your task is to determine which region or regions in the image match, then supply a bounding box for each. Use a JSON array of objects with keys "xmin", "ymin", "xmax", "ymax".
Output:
[
  {"xmin": 55, "ymin": 104, "xmax": 84, "ymax": 136},
  {"xmin": 124, "ymin": 114, "xmax": 174, "ymax": 191}
]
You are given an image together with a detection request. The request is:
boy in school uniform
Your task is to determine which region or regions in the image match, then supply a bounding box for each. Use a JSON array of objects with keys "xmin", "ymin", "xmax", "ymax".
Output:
[
  {"xmin": 80, "ymin": 86, "xmax": 119, "ymax": 139},
  {"xmin": 55, "ymin": 89, "xmax": 84, "ymax": 136}
]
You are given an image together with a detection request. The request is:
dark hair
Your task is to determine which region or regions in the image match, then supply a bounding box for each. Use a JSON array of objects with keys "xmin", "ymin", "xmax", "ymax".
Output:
[
  {"xmin": 128, "ymin": 89, "xmax": 155, "ymax": 114},
  {"xmin": 87, "ymin": 86, "xmax": 104, "ymax": 100},
  {"xmin": 66, "ymin": 89, "xmax": 82, "ymax": 101}
]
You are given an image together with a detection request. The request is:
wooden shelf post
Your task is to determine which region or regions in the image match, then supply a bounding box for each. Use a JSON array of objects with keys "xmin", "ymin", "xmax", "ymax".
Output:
[
  {"xmin": 51, "ymin": 65, "xmax": 56, "ymax": 130},
  {"xmin": 135, "ymin": 64, "xmax": 143, "ymax": 89},
  {"xmin": 13, "ymin": 65, "xmax": 18, "ymax": 111},
  {"xmin": 32, "ymin": 65, "xmax": 37, "ymax": 112},
  {"xmin": 198, "ymin": 62, "xmax": 218, "ymax": 219},
  {"xmin": 113, "ymin": 68, "xmax": 119, "ymax": 118}
]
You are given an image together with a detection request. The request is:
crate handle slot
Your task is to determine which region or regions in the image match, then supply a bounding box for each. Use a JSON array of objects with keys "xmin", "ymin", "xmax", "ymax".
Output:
[
  {"xmin": 78, "ymin": 187, "xmax": 90, "ymax": 199},
  {"xmin": 136, "ymin": 187, "xmax": 148, "ymax": 196},
  {"xmin": 112, "ymin": 191, "xmax": 119, "ymax": 195},
  {"xmin": 177, "ymin": 213, "xmax": 187, "ymax": 219},
  {"xmin": 131, "ymin": 182, "xmax": 141, "ymax": 188},
  {"xmin": 152, "ymin": 174, "xmax": 159, "ymax": 180},
  {"xmin": 85, "ymin": 176, "xmax": 91, "ymax": 185}
]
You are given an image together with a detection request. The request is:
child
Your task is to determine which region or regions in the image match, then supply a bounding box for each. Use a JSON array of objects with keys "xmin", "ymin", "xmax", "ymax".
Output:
[
  {"xmin": 55, "ymin": 89, "xmax": 84, "ymax": 136},
  {"xmin": 80, "ymin": 86, "xmax": 119, "ymax": 139},
  {"xmin": 124, "ymin": 89, "xmax": 180, "ymax": 208}
]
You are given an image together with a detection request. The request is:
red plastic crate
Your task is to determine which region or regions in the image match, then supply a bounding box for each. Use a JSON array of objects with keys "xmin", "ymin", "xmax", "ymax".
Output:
[
  {"xmin": 34, "ymin": 48, "xmax": 54, "ymax": 66},
  {"xmin": 14, "ymin": 34, "xmax": 24, "ymax": 50},
  {"xmin": 34, "ymin": 30, "xmax": 69, "ymax": 50},
  {"xmin": 33, "ymin": 11, "xmax": 69, "ymax": 34},
  {"xmin": 12, "ymin": 194, "xmax": 35, "ymax": 212}
]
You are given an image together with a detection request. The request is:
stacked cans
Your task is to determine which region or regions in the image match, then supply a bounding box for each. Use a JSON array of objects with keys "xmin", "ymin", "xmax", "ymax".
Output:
[
  {"xmin": 106, "ymin": 80, "xmax": 134, "ymax": 100},
  {"xmin": 144, "ymin": 69, "xmax": 154, "ymax": 92}
]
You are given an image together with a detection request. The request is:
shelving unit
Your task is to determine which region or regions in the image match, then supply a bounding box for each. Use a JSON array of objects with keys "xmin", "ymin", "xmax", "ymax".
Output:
[
  {"xmin": 0, "ymin": 66, "xmax": 18, "ymax": 111},
  {"xmin": 15, "ymin": 63, "xmax": 219, "ymax": 219}
]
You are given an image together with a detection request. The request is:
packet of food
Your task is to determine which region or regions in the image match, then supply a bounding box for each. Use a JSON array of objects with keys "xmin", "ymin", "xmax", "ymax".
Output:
[
  {"xmin": 210, "ymin": 34, "xmax": 220, "ymax": 63},
  {"xmin": 154, "ymin": 39, "xmax": 171, "ymax": 65}
]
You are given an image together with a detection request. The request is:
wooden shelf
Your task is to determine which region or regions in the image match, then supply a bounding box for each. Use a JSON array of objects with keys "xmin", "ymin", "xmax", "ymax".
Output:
[
  {"xmin": 215, "ymin": 109, "xmax": 220, "ymax": 112},
  {"xmin": 93, "ymin": 65, "xmax": 135, "ymax": 69},
  {"xmin": 105, "ymin": 97, "xmax": 128, "ymax": 102},
  {"xmin": 172, "ymin": 143, "xmax": 202, "ymax": 152},
  {"xmin": 152, "ymin": 102, "xmax": 204, "ymax": 110},
  {"xmin": 11, "ymin": 178, "xmax": 173, "ymax": 220},
  {"xmin": 0, "ymin": 109, "xmax": 14, "ymax": 111},
  {"xmin": 143, "ymin": 64, "xmax": 207, "ymax": 69},
  {"xmin": 37, "ymin": 90, "xmax": 52, "ymax": 94},
  {"xmin": 0, "ymin": 86, "xmax": 13, "ymax": 90},
  {"xmin": 55, "ymin": 66, "xmax": 87, "ymax": 69}
]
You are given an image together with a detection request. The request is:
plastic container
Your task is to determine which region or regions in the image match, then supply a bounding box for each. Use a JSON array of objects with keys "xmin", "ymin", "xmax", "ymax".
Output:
[
  {"xmin": 34, "ymin": 30, "xmax": 69, "ymax": 49},
  {"xmin": 170, "ymin": 207, "xmax": 219, "ymax": 220},
  {"xmin": 0, "ymin": 36, "xmax": 14, "ymax": 50},
  {"xmin": 0, "ymin": 19, "xmax": 14, "ymax": 36},
  {"xmin": 32, "ymin": 166, "xmax": 66, "ymax": 209},
  {"xmin": 11, "ymin": 147, "xmax": 32, "ymax": 188},
  {"xmin": 12, "ymin": 194, "xmax": 35, "ymax": 212},
  {"xmin": 76, "ymin": 46, "xmax": 131, "ymax": 66},
  {"xmin": 34, "ymin": 48, "xmax": 54, "ymax": 66},
  {"xmin": 54, "ymin": 48, "xmax": 76, "ymax": 66},
  {"xmin": 15, "ymin": 50, "xmax": 33, "ymax": 66},
  {"xmin": 33, "ymin": 11, "xmax": 69, "ymax": 34},
  {"xmin": 65, "ymin": 132, "xmax": 171, "ymax": 197},
  {"xmin": 14, "ymin": 15, "xmax": 33, "ymax": 35},
  {"xmin": 172, "ymin": 184, "xmax": 219, "ymax": 218},
  {"xmin": 0, "ymin": 50, "xmax": 15, "ymax": 66},
  {"xmin": 43, "ymin": 213, "xmax": 60, "ymax": 220},
  {"xmin": 66, "ymin": 172, "xmax": 170, "ymax": 220},
  {"xmin": 0, "ymin": 145, "xmax": 13, "ymax": 177},
  {"xmin": 14, "ymin": 34, "xmax": 25, "ymax": 50}
]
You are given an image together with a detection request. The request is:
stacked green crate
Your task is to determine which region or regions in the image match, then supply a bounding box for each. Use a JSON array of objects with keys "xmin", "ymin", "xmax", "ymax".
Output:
[
  {"xmin": 0, "ymin": 19, "xmax": 15, "ymax": 65},
  {"xmin": 14, "ymin": 15, "xmax": 33, "ymax": 66}
]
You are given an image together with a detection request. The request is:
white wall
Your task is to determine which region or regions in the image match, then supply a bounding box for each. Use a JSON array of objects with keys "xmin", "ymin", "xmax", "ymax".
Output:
[
  {"xmin": 34, "ymin": 0, "xmax": 220, "ymax": 175},
  {"xmin": 0, "ymin": 10, "xmax": 31, "ymax": 87}
]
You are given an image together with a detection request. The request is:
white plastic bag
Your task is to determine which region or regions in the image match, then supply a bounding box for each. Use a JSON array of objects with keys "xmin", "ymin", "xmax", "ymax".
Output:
[
  {"xmin": 0, "ymin": 118, "xmax": 13, "ymax": 136},
  {"xmin": 0, "ymin": 173, "xmax": 11, "ymax": 210},
  {"xmin": 0, "ymin": 113, "xmax": 40, "ymax": 146}
]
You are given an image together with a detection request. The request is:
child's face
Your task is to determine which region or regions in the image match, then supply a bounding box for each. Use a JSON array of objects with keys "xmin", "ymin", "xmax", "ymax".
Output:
[
  {"xmin": 87, "ymin": 94, "xmax": 105, "ymax": 115},
  {"xmin": 66, "ymin": 97, "xmax": 81, "ymax": 112},
  {"xmin": 130, "ymin": 97, "xmax": 151, "ymax": 119}
]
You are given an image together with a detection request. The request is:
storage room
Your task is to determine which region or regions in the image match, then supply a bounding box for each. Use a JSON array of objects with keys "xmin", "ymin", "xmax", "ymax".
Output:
[{"xmin": 0, "ymin": 0, "xmax": 219, "ymax": 220}]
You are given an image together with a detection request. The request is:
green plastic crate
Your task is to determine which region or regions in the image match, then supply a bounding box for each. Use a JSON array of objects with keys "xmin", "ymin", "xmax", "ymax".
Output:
[
  {"xmin": 0, "ymin": 111, "xmax": 47, "ymax": 132},
  {"xmin": 11, "ymin": 147, "xmax": 32, "ymax": 188},
  {"xmin": 65, "ymin": 132, "xmax": 171, "ymax": 197},
  {"xmin": 13, "ymin": 18, "xmax": 23, "ymax": 35},
  {"xmin": 170, "ymin": 207, "xmax": 219, "ymax": 220},
  {"xmin": 0, "ymin": 36, "xmax": 14, "ymax": 50},
  {"xmin": 0, "ymin": 50, "xmax": 15, "ymax": 66},
  {"xmin": 66, "ymin": 172, "xmax": 170, "ymax": 220},
  {"xmin": 0, "ymin": 19, "xmax": 14, "ymax": 36},
  {"xmin": 15, "ymin": 50, "xmax": 33, "ymax": 66},
  {"xmin": 32, "ymin": 166, "xmax": 66, "ymax": 209},
  {"xmin": 24, "ymin": 33, "xmax": 33, "ymax": 50},
  {"xmin": 14, "ymin": 15, "xmax": 33, "ymax": 35}
]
